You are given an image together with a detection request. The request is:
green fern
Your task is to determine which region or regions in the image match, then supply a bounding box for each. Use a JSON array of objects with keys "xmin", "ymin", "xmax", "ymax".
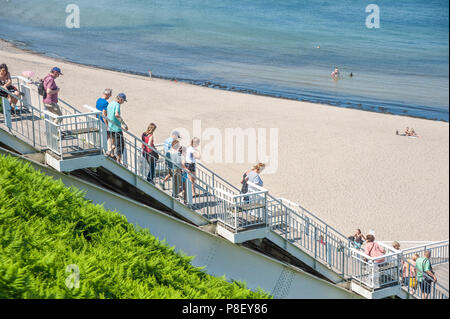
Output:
[{"xmin": 0, "ymin": 154, "xmax": 271, "ymax": 299}]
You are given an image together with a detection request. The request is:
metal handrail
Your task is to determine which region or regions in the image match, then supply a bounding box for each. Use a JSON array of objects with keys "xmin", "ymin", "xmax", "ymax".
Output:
[
  {"xmin": 278, "ymin": 196, "xmax": 349, "ymax": 241},
  {"xmin": 402, "ymin": 240, "xmax": 449, "ymax": 253},
  {"xmin": 0, "ymin": 85, "xmax": 27, "ymax": 103},
  {"xmin": 3, "ymin": 74, "xmax": 449, "ymax": 298},
  {"xmin": 401, "ymin": 258, "xmax": 449, "ymax": 299}
]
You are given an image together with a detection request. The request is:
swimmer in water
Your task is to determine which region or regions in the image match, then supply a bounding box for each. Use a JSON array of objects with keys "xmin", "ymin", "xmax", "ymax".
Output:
[
  {"xmin": 331, "ymin": 67, "xmax": 340, "ymax": 80},
  {"xmin": 350, "ymin": 72, "xmax": 353, "ymax": 77}
]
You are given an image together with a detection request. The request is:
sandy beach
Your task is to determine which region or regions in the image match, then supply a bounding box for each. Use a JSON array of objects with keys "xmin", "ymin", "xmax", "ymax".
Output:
[{"xmin": 1, "ymin": 39, "xmax": 448, "ymax": 241}]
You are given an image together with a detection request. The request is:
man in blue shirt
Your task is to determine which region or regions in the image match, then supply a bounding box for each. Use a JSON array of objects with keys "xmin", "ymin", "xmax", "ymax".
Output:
[
  {"xmin": 96, "ymin": 88, "xmax": 112, "ymax": 125},
  {"xmin": 106, "ymin": 93, "xmax": 128, "ymax": 163}
]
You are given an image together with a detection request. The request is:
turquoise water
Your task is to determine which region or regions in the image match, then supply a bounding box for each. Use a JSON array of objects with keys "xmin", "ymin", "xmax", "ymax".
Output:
[{"xmin": 0, "ymin": 0, "xmax": 448, "ymax": 120}]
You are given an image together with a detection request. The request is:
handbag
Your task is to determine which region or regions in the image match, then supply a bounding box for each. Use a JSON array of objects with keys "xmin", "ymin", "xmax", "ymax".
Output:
[{"xmin": 150, "ymin": 149, "xmax": 159, "ymax": 161}]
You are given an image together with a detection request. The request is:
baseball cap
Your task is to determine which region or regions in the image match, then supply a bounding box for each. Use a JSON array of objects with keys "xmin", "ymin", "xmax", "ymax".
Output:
[
  {"xmin": 118, "ymin": 93, "xmax": 127, "ymax": 102},
  {"xmin": 171, "ymin": 130, "xmax": 181, "ymax": 139},
  {"xmin": 51, "ymin": 67, "xmax": 63, "ymax": 75}
]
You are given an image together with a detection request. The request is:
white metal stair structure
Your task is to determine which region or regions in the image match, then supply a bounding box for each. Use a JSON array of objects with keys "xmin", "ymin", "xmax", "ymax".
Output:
[{"xmin": 0, "ymin": 76, "xmax": 448, "ymax": 299}]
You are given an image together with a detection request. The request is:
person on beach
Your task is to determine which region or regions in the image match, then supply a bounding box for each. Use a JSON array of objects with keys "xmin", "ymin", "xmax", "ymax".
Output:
[
  {"xmin": 402, "ymin": 253, "xmax": 419, "ymax": 293},
  {"xmin": 106, "ymin": 93, "xmax": 128, "ymax": 163},
  {"xmin": 416, "ymin": 250, "xmax": 437, "ymax": 299},
  {"xmin": 161, "ymin": 130, "xmax": 182, "ymax": 189},
  {"xmin": 43, "ymin": 67, "xmax": 63, "ymax": 124},
  {"xmin": 142, "ymin": 123, "xmax": 158, "ymax": 184},
  {"xmin": 184, "ymin": 137, "xmax": 201, "ymax": 197},
  {"xmin": 364, "ymin": 234, "xmax": 386, "ymax": 263},
  {"xmin": 0, "ymin": 63, "xmax": 20, "ymax": 113},
  {"xmin": 403, "ymin": 127, "xmax": 419, "ymax": 137},
  {"xmin": 169, "ymin": 139, "xmax": 183, "ymax": 196},
  {"xmin": 405, "ymin": 127, "xmax": 410, "ymax": 136}
]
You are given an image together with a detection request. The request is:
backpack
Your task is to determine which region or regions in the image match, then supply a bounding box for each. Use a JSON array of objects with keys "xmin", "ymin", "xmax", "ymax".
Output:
[{"xmin": 38, "ymin": 78, "xmax": 47, "ymax": 99}]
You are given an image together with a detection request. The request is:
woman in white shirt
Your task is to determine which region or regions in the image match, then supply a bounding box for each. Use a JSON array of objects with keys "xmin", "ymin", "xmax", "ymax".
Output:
[
  {"xmin": 246, "ymin": 163, "xmax": 265, "ymax": 193},
  {"xmin": 183, "ymin": 137, "xmax": 201, "ymax": 197}
]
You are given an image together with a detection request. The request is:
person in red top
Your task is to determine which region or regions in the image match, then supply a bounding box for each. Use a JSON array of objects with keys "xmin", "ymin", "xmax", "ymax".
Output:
[
  {"xmin": 142, "ymin": 123, "xmax": 158, "ymax": 184},
  {"xmin": 43, "ymin": 67, "xmax": 63, "ymax": 123},
  {"xmin": 364, "ymin": 234, "xmax": 386, "ymax": 263}
]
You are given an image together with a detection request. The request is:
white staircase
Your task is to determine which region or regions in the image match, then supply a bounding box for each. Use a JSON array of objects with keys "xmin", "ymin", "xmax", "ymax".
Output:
[{"xmin": 1, "ymin": 75, "xmax": 448, "ymax": 299}]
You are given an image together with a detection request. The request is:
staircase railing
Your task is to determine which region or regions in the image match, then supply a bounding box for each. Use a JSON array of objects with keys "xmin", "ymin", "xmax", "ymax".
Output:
[
  {"xmin": 400, "ymin": 259, "xmax": 449, "ymax": 299},
  {"xmin": 2, "ymin": 74, "xmax": 448, "ymax": 298}
]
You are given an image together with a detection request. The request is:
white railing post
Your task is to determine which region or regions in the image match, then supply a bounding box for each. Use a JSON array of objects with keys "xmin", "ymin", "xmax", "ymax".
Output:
[
  {"xmin": 186, "ymin": 176, "xmax": 193, "ymax": 206},
  {"xmin": 134, "ymin": 136, "xmax": 138, "ymax": 175},
  {"xmin": 100, "ymin": 121, "xmax": 108, "ymax": 153},
  {"xmin": 2, "ymin": 97, "xmax": 12, "ymax": 129},
  {"xmin": 58, "ymin": 122, "xmax": 63, "ymax": 159},
  {"xmin": 234, "ymin": 196, "xmax": 238, "ymax": 232},
  {"xmin": 264, "ymin": 191, "xmax": 268, "ymax": 227}
]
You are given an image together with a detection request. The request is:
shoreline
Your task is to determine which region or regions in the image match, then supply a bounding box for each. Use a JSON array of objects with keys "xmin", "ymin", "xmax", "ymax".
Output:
[
  {"xmin": 2, "ymin": 38, "xmax": 448, "ymax": 123},
  {"xmin": 1, "ymin": 37, "xmax": 448, "ymax": 241}
]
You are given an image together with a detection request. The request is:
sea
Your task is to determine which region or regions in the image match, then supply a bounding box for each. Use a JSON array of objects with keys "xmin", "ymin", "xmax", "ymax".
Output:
[{"xmin": 0, "ymin": 0, "xmax": 448, "ymax": 121}]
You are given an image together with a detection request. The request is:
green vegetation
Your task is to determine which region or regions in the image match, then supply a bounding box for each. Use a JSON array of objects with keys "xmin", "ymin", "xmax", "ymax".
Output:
[
  {"xmin": 0, "ymin": 97, "xmax": 3, "ymax": 113},
  {"xmin": 0, "ymin": 154, "xmax": 271, "ymax": 299}
]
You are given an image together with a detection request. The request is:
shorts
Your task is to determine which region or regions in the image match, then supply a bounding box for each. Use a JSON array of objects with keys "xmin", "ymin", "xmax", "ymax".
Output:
[
  {"xmin": 419, "ymin": 280, "xmax": 432, "ymax": 294},
  {"xmin": 185, "ymin": 162, "xmax": 196, "ymax": 173},
  {"xmin": 44, "ymin": 103, "xmax": 63, "ymax": 124},
  {"xmin": 0, "ymin": 85, "xmax": 18, "ymax": 98},
  {"xmin": 110, "ymin": 131, "xmax": 125, "ymax": 156}
]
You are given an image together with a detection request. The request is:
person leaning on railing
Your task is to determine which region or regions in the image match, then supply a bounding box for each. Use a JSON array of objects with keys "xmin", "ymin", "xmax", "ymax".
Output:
[{"xmin": 415, "ymin": 250, "xmax": 437, "ymax": 299}]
